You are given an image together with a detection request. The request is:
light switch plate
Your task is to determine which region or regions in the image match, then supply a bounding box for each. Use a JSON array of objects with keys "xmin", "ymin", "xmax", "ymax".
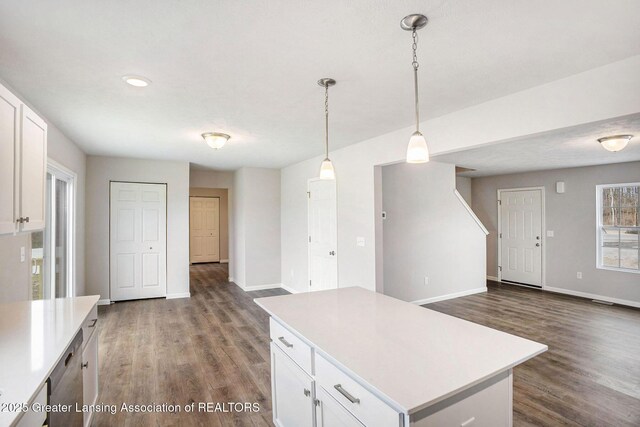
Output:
[
  {"xmin": 20, "ymin": 246, "xmax": 25, "ymax": 262},
  {"xmin": 356, "ymin": 237, "xmax": 365, "ymax": 247},
  {"xmin": 546, "ymin": 230, "xmax": 554, "ymax": 237}
]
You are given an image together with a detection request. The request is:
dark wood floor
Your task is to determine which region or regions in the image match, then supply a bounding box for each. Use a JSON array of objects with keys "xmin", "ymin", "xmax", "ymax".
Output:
[
  {"xmin": 94, "ymin": 263, "xmax": 287, "ymax": 426},
  {"xmin": 428, "ymin": 282, "xmax": 640, "ymax": 427},
  {"xmin": 95, "ymin": 265, "xmax": 640, "ymax": 426}
]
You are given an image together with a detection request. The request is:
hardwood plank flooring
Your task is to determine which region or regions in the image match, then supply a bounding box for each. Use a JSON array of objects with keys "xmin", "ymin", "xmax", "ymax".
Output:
[
  {"xmin": 427, "ymin": 282, "xmax": 640, "ymax": 427},
  {"xmin": 95, "ymin": 266, "xmax": 640, "ymax": 426},
  {"xmin": 94, "ymin": 263, "xmax": 287, "ymax": 427}
]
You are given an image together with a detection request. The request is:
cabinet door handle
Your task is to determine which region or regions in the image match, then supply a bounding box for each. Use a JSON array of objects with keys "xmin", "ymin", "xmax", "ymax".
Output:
[
  {"xmin": 303, "ymin": 388, "xmax": 310, "ymax": 397},
  {"xmin": 81, "ymin": 362, "xmax": 89, "ymax": 369},
  {"xmin": 334, "ymin": 384, "xmax": 360, "ymax": 404},
  {"xmin": 88, "ymin": 319, "xmax": 98, "ymax": 328},
  {"xmin": 24, "ymin": 217, "xmax": 29, "ymax": 223},
  {"xmin": 16, "ymin": 217, "xmax": 23, "ymax": 224},
  {"xmin": 278, "ymin": 337, "xmax": 293, "ymax": 348}
]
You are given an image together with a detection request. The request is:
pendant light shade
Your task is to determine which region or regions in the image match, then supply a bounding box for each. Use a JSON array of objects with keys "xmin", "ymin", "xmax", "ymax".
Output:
[
  {"xmin": 402, "ymin": 14, "xmax": 430, "ymax": 164},
  {"xmin": 319, "ymin": 159, "xmax": 336, "ymax": 180},
  {"xmin": 406, "ymin": 131, "xmax": 429, "ymax": 163},
  {"xmin": 318, "ymin": 78, "xmax": 337, "ymax": 180}
]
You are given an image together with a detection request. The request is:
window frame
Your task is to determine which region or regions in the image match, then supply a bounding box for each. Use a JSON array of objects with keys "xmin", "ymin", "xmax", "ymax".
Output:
[{"xmin": 595, "ymin": 182, "xmax": 640, "ymax": 274}]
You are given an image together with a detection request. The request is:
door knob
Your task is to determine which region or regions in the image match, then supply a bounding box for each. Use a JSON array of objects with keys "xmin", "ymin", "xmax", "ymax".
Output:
[
  {"xmin": 536, "ymin": 243, "xmax": 540, "ymax": 247},
  {"xmin": 329, "ymin": 251, "xmax": 335, "ymax": 256}
]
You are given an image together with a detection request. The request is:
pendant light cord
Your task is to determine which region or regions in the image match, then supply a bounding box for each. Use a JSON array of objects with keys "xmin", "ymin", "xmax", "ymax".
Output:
[
  {"xmin": 412, "ymin": 28, "xmax": 420, "ymax": 133},
  {"xmin": 324, "ymin": 83, "xmax": 330, "ymax": 160}
]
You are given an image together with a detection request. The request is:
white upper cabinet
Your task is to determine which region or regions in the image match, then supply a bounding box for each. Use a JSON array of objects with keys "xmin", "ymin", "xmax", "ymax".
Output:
[
  {"xmin": 0, "ymin": 83, "xmax": 47, "ymax": 235},
  {"xmin": 0, "ymin": 85, "xmax": 20, "ymax": 234}
]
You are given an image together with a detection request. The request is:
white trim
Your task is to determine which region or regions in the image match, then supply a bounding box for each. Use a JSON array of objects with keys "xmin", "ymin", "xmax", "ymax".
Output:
[
  {"xmin": 454, "ymin": 189, "xmax": 488, "ymax": 235},
  {"xmin": 497, "ymin": 186, "xmax": 546, "ymax": 288},
  {"xmin": 166, "ymin": 292, "xmax": 191, "ymax": 299},
  {"xmin": 280, "ymin": 283, "xmax": 299, "ymax": 294},
  {"xmin": 98, "ymin": 299, "xmax": 111, "ymax": 306},
  {"xmin": 544, "ymin": 286, "xmax": 640, "ymax": 309},
  {"xmin": 595, "ymin": 182, "xmax": 640, "ymax": 274},
  {"xmin": 220, "ymin": 259, "xmax": 229, "ymax": 263},
  {"xmin": 487, "ymin": 275, "xmax": 499, "ymax": 281},
  {"xmin": 410, "ymin": 287, "xmax": 487, "ymax": 305},
  {"xmin": 234, "ymin": 281, "xmax": 282, "ymax": 291}
]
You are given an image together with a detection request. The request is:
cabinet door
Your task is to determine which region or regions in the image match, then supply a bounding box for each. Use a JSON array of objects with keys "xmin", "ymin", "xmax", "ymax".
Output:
[
  {"xmin": 271, "ymin": 343, "xmax": 314, "ymax": 427},
  {"xmin": 19, "ymin": 104, "xmax": 47, "ymax": 231},
  {"xmin": 82, "ymin": 328, "xmax": 99, "ymax": 427},
  {"xmin": 0, "ymin": 85, "xmax": 20, "ymax": 234},
  {"xmin": 316, "ymin": 386, "xmax": 364, "ymax": 427}
]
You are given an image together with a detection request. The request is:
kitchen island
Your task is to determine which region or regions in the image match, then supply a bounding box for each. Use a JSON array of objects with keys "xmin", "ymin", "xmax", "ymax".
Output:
[
  {"xmin": 255, "ymin": 287, "xmax": 547, "ymax": 427},
  {"xmin": 0, "ymin": 295, "xmax": 100, "ymax": 427}
]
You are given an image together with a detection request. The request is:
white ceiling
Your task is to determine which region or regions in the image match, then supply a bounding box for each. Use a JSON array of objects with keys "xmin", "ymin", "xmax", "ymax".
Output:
[
  {"xmin": 0, "ymin": 1, "xmax": 639, "ymax": 170},
  {"xmin": 435, "ymin": 113, "xmax": 640, "ymax": 177}
]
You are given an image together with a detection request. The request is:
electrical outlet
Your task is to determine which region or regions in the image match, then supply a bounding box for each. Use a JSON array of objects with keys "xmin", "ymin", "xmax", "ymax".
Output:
[
  {"xmin": 577, "ymin": 272, "xmax": 582, "ymax": 279},
  {"xmin": 20, "ymin": 247, "xmax": 25, "ymax": 262},
  {"xmin": 547, "ymin": 230, "xmax": 554, "ymax": 237},
  {"xmin": 424, "ymin": 276, "xmax": 429, "ymax": 285}
]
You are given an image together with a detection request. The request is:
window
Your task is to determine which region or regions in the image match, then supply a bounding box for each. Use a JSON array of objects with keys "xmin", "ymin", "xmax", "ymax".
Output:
[
  {"xmin": 31, "ymin": 162, "xmax": 76, "ymax": 299},
  {"xmin": 596, "ymin": 183, "xmax": 639, "ymax": 273}
]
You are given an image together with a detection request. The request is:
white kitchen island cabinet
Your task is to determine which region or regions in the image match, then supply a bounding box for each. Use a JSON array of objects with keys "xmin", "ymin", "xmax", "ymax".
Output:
[{"xmin": 255, "ymin": 287, "xmax": 547, "ymax": 427}]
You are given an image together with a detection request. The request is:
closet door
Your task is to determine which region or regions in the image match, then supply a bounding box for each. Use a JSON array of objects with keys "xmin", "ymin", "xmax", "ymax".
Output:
[{"xmin": 110, "ymin": 182, "xmax": 167, "ymax": 301}]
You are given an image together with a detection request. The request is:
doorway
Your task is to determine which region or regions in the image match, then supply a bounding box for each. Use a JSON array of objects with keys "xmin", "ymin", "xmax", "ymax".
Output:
[
  {"xmin": 189, "ymin": 196, "xmax": 220, "ymax": 263},
  {"xmin": 307, "ymin": 178, "xmax": 338, "ymax": 291},
  {"xmin": 498, "ymin": 187, "xmax": 544, "ymax": 287},
  {"xmin": 109, "ymin": 182, "xmax": 167, "ymax": 301}
]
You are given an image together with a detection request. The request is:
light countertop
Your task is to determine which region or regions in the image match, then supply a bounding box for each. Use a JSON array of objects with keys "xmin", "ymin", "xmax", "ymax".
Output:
[
  {"xmin": 255, "ymin": 287, "xmax": 547, "ymax": 415},
  {"xmin": 0, "ymin": 295, "xmax": 99, "ymax": 426}
]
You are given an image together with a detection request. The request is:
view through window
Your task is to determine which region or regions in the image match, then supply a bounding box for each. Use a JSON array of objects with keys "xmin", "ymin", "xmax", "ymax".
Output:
[{"xmin": 598, "ymin": 183, "xmax": 640, "ymax": 272}]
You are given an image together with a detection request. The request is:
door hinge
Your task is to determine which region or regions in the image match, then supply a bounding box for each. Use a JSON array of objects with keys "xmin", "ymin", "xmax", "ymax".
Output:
[
  {"xmin": 498, "ymin": 266, "xmax": 502, "ymax": 271},
  {"xmin": 309, "ymin": 280, "xmax": 312, "ymax": 286},
  {"xmin": 498, "ymin": 200, "xmax": 502, "ymax": 205},
  {"xmin": 308, "ymin": 236, "xmax": 311, "ymax": 243},
  {"xmin": 307, "ymin": 191, "xmax": 311, "ymax": 198},
  {"xmin": 499, "ymin": 233, "xmax": 502, "ymax": 238}
]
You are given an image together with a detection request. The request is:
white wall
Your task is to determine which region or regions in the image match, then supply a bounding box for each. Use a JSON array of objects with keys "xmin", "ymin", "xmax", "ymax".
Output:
[
  {"xmin": 85, "ymin": 156, "xmax": 190, "ymax": 301},
  {"xmin": 382, "ymin": 162, "xmax": 486, "ymax": 303},
  {"xmin": 233, "ymin": 167, "xmax": 281, "ymax": 288},
  {"xmin": 0, "ymin": 77, "xmax": 87, "ymax": 301},
  {"xmin": 281, "ymin": 55, "xmax": 640, "ymax": 294},
  {"xmin": 472, "ymin": 161, "xmax": 640, "ymax": 306},
  {"xmin": 456, "ymin": 176, "xmax": 472, "ymax": 206}
]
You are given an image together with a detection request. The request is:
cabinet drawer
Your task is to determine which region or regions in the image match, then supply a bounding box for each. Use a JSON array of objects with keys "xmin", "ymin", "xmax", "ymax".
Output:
[
  {"xmin": 16, "ymin": 382, "xmax": 47, "ymax": 427},
  {"xmin": 315, "ymin": 353, "xmax": 400, "ymax": 427},
  {"xmin": 415, "ymin": 370, "xmax": 511, "ymax": 427},
  {"xmin": 82, "ymin": 304, "xmax": 98, "ymax": 346},
  {"xmin": 270, "ymin": 318, "xmax": 313, "ymax": 374}
]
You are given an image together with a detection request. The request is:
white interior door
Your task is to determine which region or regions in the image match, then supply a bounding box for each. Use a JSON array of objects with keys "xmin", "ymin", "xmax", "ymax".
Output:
[
  {"xmin": 110, "ymin": 182, "xmax": 167, "ymax": 301},
  {"xmin": 499, "ymin": 189, "xmax": 542, "ymax": 286},
  {"xmin": 308, "ymin": 179, "xmax": 337, "ymax": 291},
  {"xmin": 189, "ymin": 196, "xmax": 220, "ymax": 263}
]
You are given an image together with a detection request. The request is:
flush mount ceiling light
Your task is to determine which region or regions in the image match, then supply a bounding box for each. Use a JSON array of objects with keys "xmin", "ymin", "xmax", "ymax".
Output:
[
  {"xmin": 122, "ymin": 75, "xmax": 151, "ymax": 87},
  {"xmin": 597, "ymin": 135, "xmax": 634, "ymax": 152},
  {"xmin": 401, "ymin": 14, "xmax": 430, "ymax": 164},
  {"xmin": 318, "ymin": 78, "xmax": 336, "ymax": 180},
  {"xmin": 202, "ymin": 132, "xmax": 231, "ymax": 150}
]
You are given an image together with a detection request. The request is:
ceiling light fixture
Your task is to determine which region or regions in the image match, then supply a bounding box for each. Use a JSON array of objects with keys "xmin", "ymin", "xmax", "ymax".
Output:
[
  {"xmin": 122, "ymin": 75, "xmax": 151, "ymax": 87},
  {"xmin": 597, "ymin": 135, "xmax": 633, "ymax": 152},
  {"xmin": 401, "ymin": 14, "xmax": 430, "ymax": 164},
  {"xmin": 202, "ymin": 132, "xmax": 231, "ymax": 150},
  {"xmin": 318, "ymin": 78, "xmax": 336, "ymax": 180}
]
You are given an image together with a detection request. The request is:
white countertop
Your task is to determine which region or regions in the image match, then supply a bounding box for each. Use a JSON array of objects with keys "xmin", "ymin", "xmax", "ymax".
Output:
[
  {"xmin": 0, "ymin": 295, "xmax": 99, "ymax": 426},
  {"xmin": 255, "ymin": 287, "xmax": 547, "ymax": 414}
]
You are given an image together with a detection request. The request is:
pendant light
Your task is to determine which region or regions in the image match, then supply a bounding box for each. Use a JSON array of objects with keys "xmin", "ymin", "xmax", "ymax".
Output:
[
  {"xmin": 318, "ymin": 78, "xmax": 336, "ymax": 180},
  {"xmin": 401, "ymin": 14, "xmax": 430, "ymax": 163}
]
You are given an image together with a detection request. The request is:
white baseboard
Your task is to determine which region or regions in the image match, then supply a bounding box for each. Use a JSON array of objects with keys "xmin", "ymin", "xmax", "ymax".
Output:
[
  {"xmin": 544, "ymin": 286, "xmax": 640, "ymax": 309},
  {"xmin": 411, "ymin": 287, "xmax": 487, "ymax": 306},
  {"xmin": 280, "ymin": 283, "xmax": 299, "ymax": 294},
  {"xmin": 220, "ymin": 259, "xmax": 229, "ymax": 263},
  {"xmin": 166, "ymin": 292, "xmax": 191, "ymax": 299},
  {"xmin": 486, "ymin": 275, "xmax": 499, "ymax": 282},
  {"xmin": 98, "ymin": 299, "xmax": 111, "ymax": 306},
  {"xmin": 242, "ymin": 283, "xmax": 283, "ymax": 291}
]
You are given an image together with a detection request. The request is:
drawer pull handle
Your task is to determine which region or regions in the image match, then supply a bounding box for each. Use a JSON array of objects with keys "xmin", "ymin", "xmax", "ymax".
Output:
[
  {"xmin": 334, "ymin": 384, "xmax": 360, "ymax": 404},
  {"xmin": 88, "ymin": 319, "xmax": 98, "ymax": 328},
  {"xmin": 461, "ymin": 416, "xmax": 475, "ymax": 426},
  {"xmin": 278, "ymin": 337, "xmax": 293, "ymax": 348}
]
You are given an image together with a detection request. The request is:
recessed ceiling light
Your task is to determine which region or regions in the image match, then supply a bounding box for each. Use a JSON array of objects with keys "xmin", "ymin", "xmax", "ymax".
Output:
[{"xmin": 122, "ymin": 75, "xmax": 151, "ymax": 87}]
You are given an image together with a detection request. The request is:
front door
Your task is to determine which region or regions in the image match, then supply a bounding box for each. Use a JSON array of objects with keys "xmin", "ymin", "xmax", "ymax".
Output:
[
  {"xmin": 308, "ymin": 179, "xmax": 338, "ymax": 291},
  {"xmin": 189, "ymin": 196, "xmax": 220, "ymax": 263},
  {"xmin": 110, "ymin": 182, "xmax": 167, "ymax": 301},
  {"xmin": 499, "ymin": 189, "xmax": 543, "ymax": 287}
]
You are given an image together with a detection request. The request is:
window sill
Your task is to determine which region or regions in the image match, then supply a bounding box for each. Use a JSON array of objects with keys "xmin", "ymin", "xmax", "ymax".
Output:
[{"xmin": 596, "ymin": 265, "xmax": 640, "ymax": 275}]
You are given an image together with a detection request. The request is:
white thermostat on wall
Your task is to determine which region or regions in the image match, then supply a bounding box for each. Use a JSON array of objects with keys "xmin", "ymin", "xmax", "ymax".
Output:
[{"xmin": 556, "ymin": 181, "xmax": 565, "ymax": 193}]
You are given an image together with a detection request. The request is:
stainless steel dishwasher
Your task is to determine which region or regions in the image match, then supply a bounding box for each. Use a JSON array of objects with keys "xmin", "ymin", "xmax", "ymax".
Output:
[{"xmin": 48, "ymin": 330, "xmax": 83, "ymax": 426}]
